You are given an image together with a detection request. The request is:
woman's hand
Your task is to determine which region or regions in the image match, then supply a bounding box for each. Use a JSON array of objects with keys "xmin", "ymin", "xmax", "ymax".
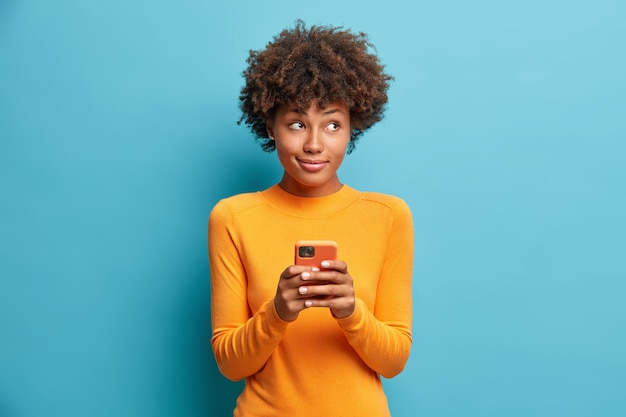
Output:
[
  {"xmin": 274, "ymin": 265, "xmax": 318, "ymax": 322},
  {"xmin": 274, "ymin": 260, "xmax": 355, "ymax": 321}
]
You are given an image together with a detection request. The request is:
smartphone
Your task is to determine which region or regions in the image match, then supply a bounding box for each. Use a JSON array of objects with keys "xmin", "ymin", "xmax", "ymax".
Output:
[{"xmin": 294, "ymin": 240, "xmax": 338, "ymax": 270}]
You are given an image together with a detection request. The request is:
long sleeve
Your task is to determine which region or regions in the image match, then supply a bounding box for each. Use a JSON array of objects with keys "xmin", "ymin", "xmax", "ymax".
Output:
[
  {"xmin": 208, "ymin": 200, "xmax": 289, "ymax": 381},
  {"xmin": 336, "ymin": 198, "xmax": 414, "ymax": 378}
]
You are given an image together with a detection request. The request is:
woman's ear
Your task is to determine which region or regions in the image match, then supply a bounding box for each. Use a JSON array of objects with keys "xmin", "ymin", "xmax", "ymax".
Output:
[{"xmin": 266, "ymin": 120, "xmax": 275, "ymax": 140}]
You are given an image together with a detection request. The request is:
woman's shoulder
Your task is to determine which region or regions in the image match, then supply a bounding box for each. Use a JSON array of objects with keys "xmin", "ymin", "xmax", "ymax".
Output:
[
  {"xmin": 354, "ymin": 190, "xmax": 413, "ymax": 231},
  {"xmin": 358, "ymin": 189, "xmax": 411, "ymax": 212},
  {"xmin": 210, "ymin": 191, "xmax": 266, "ymax": 219}
]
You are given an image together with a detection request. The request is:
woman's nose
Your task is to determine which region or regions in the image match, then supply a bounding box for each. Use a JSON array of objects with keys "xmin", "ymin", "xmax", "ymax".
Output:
[{"xmin": 303, "ymin": 129, "xmax": 323, "ymax": 153}]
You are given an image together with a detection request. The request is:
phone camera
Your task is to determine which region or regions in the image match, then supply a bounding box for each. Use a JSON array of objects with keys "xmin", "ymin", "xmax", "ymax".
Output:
[{"xmin": 299, "ymin": 246, "xmax": 315, "ymax": 258}]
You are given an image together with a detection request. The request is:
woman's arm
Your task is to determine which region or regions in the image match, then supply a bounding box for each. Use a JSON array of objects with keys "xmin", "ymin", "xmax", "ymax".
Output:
[
  {"xmin": 208, "ymin": 200, "xmax": 290, "ymax": 381},
  {"xmin": 336, "ymin": 199, "xmax": 414, "ymax": 378}
]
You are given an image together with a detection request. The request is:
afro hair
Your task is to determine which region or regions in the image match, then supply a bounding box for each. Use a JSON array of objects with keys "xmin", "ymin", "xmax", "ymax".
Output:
[{"xmin": 238, "ymin": 20, "xmax": 393, "ymax": 153}]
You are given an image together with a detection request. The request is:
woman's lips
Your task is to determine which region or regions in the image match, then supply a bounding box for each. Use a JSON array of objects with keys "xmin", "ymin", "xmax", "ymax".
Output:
[{"xmin": 297, "ymin": 158, "xmax": 327, "ymax": 173}]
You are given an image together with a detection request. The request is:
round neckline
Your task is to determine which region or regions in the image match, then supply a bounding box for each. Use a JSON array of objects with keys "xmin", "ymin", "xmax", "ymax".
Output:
[{"xmin": 258, "ymin": 184, "xmax": 362, "ymax": 218}]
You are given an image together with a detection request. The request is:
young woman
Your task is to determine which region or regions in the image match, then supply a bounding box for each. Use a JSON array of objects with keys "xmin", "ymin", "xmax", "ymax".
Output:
[{"xmin": 209, "ymin": 20, "xmax": 414, "ymax": 417}]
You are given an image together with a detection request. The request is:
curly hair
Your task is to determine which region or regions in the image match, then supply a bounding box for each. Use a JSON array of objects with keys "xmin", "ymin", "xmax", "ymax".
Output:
[{"xmin": 238, "ymin": 20, "xmax": 393, "ymax": 153}]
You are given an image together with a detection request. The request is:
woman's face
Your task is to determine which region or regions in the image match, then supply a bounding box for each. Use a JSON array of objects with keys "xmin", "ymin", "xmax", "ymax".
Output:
[{"xmin": 267, "ymin": 101, "xmax": 351, "ymax": 197}]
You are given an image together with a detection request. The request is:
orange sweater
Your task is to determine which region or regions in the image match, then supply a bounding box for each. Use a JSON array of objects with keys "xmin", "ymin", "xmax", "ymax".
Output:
[{"xmin": 209, "ymin": 184, "xmax": 413, "ymax": 417}]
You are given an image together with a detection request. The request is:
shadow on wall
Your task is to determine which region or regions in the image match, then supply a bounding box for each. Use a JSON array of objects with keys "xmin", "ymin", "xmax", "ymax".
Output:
[
  {"xmin": 174, "ymin": 259, "xmax": 243, "ymax": 416},
  {"xmin": 0, "ymin": 397, "xmax": 13, "ymax": 417},
  {"xmin": 192, "ymin": 131, "xmax": 280, "ymax": 415},
  {"xmin": 0, "ymin": 0, "xmax": 16, "ymax": 14},
  {"xmin": 0, "ymin": 0, "xmax": 17, "ymax": 29}
]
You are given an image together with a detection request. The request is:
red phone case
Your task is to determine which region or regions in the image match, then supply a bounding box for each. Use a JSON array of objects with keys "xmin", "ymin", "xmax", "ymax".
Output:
[{"xmin": 295, "ymin": 240, "xmax": 338, "ymax": 269}]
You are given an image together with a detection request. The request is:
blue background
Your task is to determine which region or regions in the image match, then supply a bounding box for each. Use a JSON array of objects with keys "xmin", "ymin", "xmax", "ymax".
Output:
[{"xmin": 1, "ymin": 0, "xmax": 625, "ymax": 416}]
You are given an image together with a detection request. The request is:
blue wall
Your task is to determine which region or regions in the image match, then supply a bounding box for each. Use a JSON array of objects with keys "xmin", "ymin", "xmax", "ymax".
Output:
[{"xmin": 1, "ymin": 1, "xmax": 624, "ymax": 416}]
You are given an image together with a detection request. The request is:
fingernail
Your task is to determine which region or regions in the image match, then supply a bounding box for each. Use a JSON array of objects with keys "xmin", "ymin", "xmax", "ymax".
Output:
[
  {"xmin": 301, "ymin": 272, "xmax": 310, "ymax": 279},
  {"xmin": 305, "ymin": 301, "xmax": 313, "ymax": 307},
  {"xmin": 321, "ymin": 261, "xmax": 330, "ymax": 268},
  {"xmin": 312, "ymin": 267, "xmax": 320, "ymax": 272},
  {"xmin": 298, "ymin": 286, "xmax": 308, "ymax": 295}
]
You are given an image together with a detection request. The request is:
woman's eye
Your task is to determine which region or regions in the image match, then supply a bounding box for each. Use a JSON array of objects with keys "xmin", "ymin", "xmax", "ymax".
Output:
[
  {"xmin": 289, "ymin": 122, "xmax": 304, "ymax": 130},
  {"xmin": 327, "ymin": 122, "xmax": 339, "ymax": 131}
]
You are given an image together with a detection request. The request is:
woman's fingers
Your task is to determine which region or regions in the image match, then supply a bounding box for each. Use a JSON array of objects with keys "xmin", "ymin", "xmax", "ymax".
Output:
[
  {"xmin": 297, "ymin": 263, "xmax": 356, "ymax": 318},
  {"xmin": 300, "ymin": 283, "xmax": 355, "ymax": 318},
  {"xmin": 275, "ymin": 261, "xmax": 356, "ymax": 321},
  {"xmin": 274, "ymin": 265, "xmax": 321, "ymax": 321},
  {"xmin": 282, "ymin": 265, "xmax": 319, "ymax": 281}
]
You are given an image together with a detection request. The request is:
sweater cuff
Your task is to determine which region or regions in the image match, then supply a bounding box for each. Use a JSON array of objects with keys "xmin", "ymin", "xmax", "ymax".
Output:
[
  {"xmin": 262, "ymin": 298, "xmax": 292, "ymax": 333},
  {"xmin": 334, "ymin": 298, "xmax": 367, "ymax": 333}
]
